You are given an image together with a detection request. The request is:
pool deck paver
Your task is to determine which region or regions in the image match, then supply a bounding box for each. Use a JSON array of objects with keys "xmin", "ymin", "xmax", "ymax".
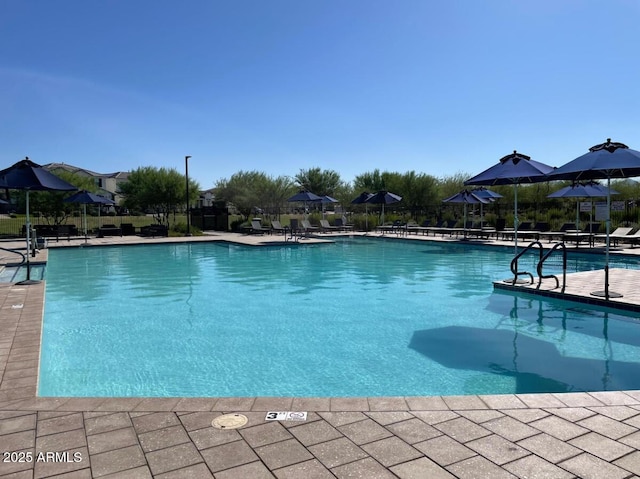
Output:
[{"xmin": 3, "ymin": 233, "xmax": 640, "ymax": 477}]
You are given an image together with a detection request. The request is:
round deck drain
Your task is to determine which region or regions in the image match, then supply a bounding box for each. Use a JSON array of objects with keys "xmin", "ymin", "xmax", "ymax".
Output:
[{"xmin": 212, "ymin": 414, "xmax": 248, "ymax": 429}]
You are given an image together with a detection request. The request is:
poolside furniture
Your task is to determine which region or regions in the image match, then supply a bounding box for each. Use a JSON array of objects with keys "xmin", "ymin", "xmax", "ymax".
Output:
[
  {"xmin": 250, "ymin": 219, "xmax": 271, "ymax": 235},
  {"xmin": 24, "ymin": 224, "xmax": 79, "ymax": 242},
  {"xmin": 617, "ymin": 229, "xmax": 640, "ymax": 248},
  {"xmin": 140, "ymin": 224, "xmax": 168, "ymax": 237},
  {"xmin": 334, "ymin": 217, "xmax": 353, "ymax": 232},
  {"xmin": 406, "ymin": 219, "xmax": 430, "ymax": 235},
  {"xmin": 98, "ymin": 224, "xmax": 122, "ymax": 238},
  {"xmin": 538, "ymin": 222, "xmax": 576, "ymax": 243},
  {"xmin": 319, "ymin": 219, "xmax": 339, "ymax": 233},
  {"xmin": 301, "ymin": 219, "xmax": 320, "ymax": 236},
  {"xmin": 121, "ymin": 223, "xmax": 136, "ymax": 236},
  {"xmin": 593, "ymin": 227, "xmax": 633, "ymax": 246},
  {"xmin": 270, "ymin": 220, "xmax": 288, "ymax": 235}
]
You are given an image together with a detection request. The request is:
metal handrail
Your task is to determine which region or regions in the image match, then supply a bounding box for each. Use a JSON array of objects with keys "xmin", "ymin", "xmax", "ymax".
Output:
[
  {"xmin": 0, "ymin": 246, "xmax": 26, "ymax": 266},
  {"xmin": 509, "ymin": 241, "xmax": 544, "ymax": 285},
  {"xmin": 536, "ymin": 242, "xmax": 567, "ymax": 292}
]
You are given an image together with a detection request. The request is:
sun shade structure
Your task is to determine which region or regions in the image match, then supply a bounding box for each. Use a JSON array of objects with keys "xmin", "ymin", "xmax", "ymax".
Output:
[
  {"xmin": 471, "ymin": 187, "xmax": 503, "ymax": 228},
  {"xmin": 314, "ymin": 195, "xmax": 338, "ymax": 218},
  {"xmin": 64, "ymin": 190, "xmax": 116, "ymax": 242},
  {"xmin": 547, "ymin": 181, "xmax": 619, "ymax": 233},
  {"xmin": 443, "ymin": 190, "xmax": 489, "ymax": 238},
  {"xmin": 0, "ymin": 157, "xmax": 77, "ymax": 284},
  {"xmin": 351, "ymin": 191, "xmax": 373, "ymax": 231},
  {"xmin": 465, "ymin": 150, "xmax": 555, "ymax": 253},
  {"xmin": 365, "ymin": 190, "xmax": 402, "ymax": 229},
  {"xmin": 546, "ymin": 139, "xmax": 640, "ymax": 300},
  {"xmin": 287, "ymin": 190, "xmax": 322, "ymax": 219}
]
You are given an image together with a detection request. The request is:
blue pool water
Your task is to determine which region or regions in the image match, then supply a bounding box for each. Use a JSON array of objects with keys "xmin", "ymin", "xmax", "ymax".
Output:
[{"xmin": 40, "ymin": 239, "xmax": 640, "ymax": 397}]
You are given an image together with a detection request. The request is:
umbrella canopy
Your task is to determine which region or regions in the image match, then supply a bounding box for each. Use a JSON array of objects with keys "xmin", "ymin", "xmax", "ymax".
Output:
[
  {"xmin": 63, "ymin": 190, "xmax": 115, "ymax": 205},
  {"xmin": 547, "ymin": 181, "xmax": 619, "ymax": 233},
  {"xmin": 64, "ymin": 190, "xmax": 116, "ymax": 241},
  {"xmin": 546, "ymin": 139, "xmax": 640, "ymax": 300},
  {"xmin": 287, "ymin": 190, "xmax": 322, "ymax": 202},
  {"xmin": 0, "ymin": 157, "xmax": 77, "ymax": 284},
  {"xmin": 350, "ymin": 191, "xmax": 373, "ymax": 204},
  {"xmin": 351, "ymin": 192, "xmax": 373, "ymax": 231},
  {"xmin": 0, "ymin": 158, "xmax": 78, "ymax": 192},
  {"xmin": 287, "ymin": 190, "xmax": 322, "ymax": 219},
  {"xmin": 365, "ymin": 191, "xmax": 402, "ymax": 229},
  {"xmin": 472, "ymin": 187, "xmax": 503, "ymax": 228},
  {"xmin": 443, "ymin": 190, "xmax": 489, "ymax": 238},
  {"xmin": 465, "ymin": 151, "xmax": 555, "ymax": 253}
]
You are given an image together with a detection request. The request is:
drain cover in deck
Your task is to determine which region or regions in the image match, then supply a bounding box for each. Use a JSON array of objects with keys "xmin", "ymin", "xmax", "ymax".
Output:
[{"xmin": 212, "ymin": 414, "xmax": 248, "ymax": 429}]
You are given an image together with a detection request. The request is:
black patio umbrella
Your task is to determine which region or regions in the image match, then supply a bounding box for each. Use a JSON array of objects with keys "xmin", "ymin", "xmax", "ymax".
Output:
[
  {"xmin": 465, "ymin": 151, "xmax": 555, "ymax": 253},
  {"xmin": 442, "ymin": 190, "xmax": 489, "ymax": 238},
  {"xmin": 351, "ymin": 192, "xmax": 373, "ymax": 231},
  {"xmin": 547, "ymin": 181, "xmax": 619, "ymax": 233},
  {"xmin": 64, "ymin": 190, "xmax": 116, "ymax": 242},
  {"xmin": 287, "ymin": 190, "xmax": 322, "ymax": 219},
  {"xmin": 365, "ymin": 190, "xmax": 402, "ymax": 228},
  {"xmin": 314, "ymin": 195, "xmax": 338, "ymax": 218},
  {"xmin": 471, "ymin": 187, "xmax": 503, "ymax": 228},
  {"xmin": 0, "ymin": 157, "xmax": 77, "ymax": 283},
  {"xmin": 546, "ymin": 139, "xmax": 640, "ymax": 299}
]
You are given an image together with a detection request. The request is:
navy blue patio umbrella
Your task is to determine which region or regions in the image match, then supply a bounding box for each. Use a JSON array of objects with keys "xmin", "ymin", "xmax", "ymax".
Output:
[
  {"xmin": 351, "ymin": 192, "xmax": 373, "ymax": 231},
  {"xmin": 287, "ymin": 190, "xmax": 322, "ymax": 219},
  {"xmin": 0, "ymin": 157, "xmax": 77, "ymax": 283},
  {"xmin": 443, "ymin": 190, "xmax": 489, "ymax": 238},
  {"xmin": 471, "ymin": 187, "xmax": 503, "ymax": 228},
  {"xmin": 546, "ymin": 139, "xmax": 640, "ymax": 299},
  {"xmin": 64, "ymin": 190, "xmax": 116, "ymax": 242},
  {"xmin": 465, "ymin": 151, "xmax": 555, "ymax": 252},
  {"xmin": 314, "ymin": 195, "xmax": 338, "ymax": 218},
  {"xmin": 365, "ymin": 191, "xmax": 402, "ymax": 228},
  {"xmin": 547, "ymin": 181, "xmax": 619, "ymax": 233}
]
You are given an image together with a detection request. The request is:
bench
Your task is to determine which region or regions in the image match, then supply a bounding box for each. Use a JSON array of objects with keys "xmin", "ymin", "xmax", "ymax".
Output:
[
  {"xmin": 22, "ymin": 224, "xmax": 79, "ymax": 242},
  {"xmin": 97, "ymin": 224, "xmax": 122, "ymax": 237}
]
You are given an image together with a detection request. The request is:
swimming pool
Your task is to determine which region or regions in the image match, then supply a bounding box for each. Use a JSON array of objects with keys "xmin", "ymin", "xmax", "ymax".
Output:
[{"xmin": 39, "ymin": 238, "xmax": 640, "ymax": 397}]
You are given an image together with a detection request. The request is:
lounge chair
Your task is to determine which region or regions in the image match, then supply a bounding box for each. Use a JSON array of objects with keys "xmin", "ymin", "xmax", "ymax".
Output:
[
  {"xmin": 538, "ymin": 222, "xmax": 576, "ymax": 243},
  {"xmin": 335, "ymin": 217, "xmax": 353, "ymax": 232},
  {"xmin": 319, "ymin": 219, "xmax": 339, "ymax": 233},
  {"xmin": 271, "ymin": 220, "xmax": 288, "ymax": 235},
  {"xmin": 616, "ymin": 229, "xmax": 640, "ymax": 248},
  {"xmin": 250, "ymin": 219, "xmax": 271, "ymax": 235},
  {"xmin": 593, "ymin": 227, "xmax": 633, "ymax": 246},
  {"xmin": 407, "ymin": 219, "xmax": 430, "ymax": 235},
  {"xmin": 301, "ymin": 219, "xmax": 320, "ymax": 235}
]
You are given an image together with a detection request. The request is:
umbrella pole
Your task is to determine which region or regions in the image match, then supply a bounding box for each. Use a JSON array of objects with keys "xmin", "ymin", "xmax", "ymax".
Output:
[
  {"xmin": 464, "ymin": 203, "xmax": 468, "ymax": 239},
  {"xmin": 83, "ymin": 203, "xmax": 88, "ymax": 243},
  {"xmin": 365, "ymin": 204, "xmax": 368, "ymax": 234},
  {"xmin": 25, "ymin": 190, "xmax": 31, "ymax": 280},
  {"xmin": 576, "ymin": 200, "xmax": 580, "ymax": 232},
  {"xmin": 513, "ymin": 183, "xmax": 519, "ymax": 253},
  {"xmin": 591, "ymin": 176, "xmax": 622, "ymax": 299}
]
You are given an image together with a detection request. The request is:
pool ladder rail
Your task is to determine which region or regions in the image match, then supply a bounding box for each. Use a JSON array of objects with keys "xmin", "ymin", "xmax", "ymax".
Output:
[{"xmin": 510, "ymin": 241, "xmax": 567, "ymax": 292}]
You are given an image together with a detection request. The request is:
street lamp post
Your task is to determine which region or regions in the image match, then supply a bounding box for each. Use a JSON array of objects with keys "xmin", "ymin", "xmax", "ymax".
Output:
[{"xmin": 185, "ymin": 155, "xmax": 192, "ymax": 236}]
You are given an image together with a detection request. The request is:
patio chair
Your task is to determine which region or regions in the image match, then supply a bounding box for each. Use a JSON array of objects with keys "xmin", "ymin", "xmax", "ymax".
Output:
[
  {"xmin": 538, "ymin": 222, "xmax": 576, "ymax": 243},
  {"xmin": 334, "ymin": 217, "xmax": 353, "ymax": 232},
  {"xmin": 616, "ymin": 229, "xmax": 640, "ymax": 248},
  {"xmin": 319, "ymin": 219, "xmax": 339, "ymax": 233},
  {"xmin": 250, "ymin": 219, "xmax": 271, "ymax": 235},
  {"xmin": 270, "ymin": 220, "xmax": 288, "ymax": 235},
  {"xmin": 301, "ymin": 219, "xmax": 320, "ymax": 235},
  {"xmin": 593, "ymin": 227, "xmax": 633, "ymax": 246}
]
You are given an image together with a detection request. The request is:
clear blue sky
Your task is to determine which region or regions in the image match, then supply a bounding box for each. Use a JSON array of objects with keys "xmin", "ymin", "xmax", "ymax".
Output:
[{"xmin": 2, "ymin": 0, "xmax": 639, "ymax": 189}]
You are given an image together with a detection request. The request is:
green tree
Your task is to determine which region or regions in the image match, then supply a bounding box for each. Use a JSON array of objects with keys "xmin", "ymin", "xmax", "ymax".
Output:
[
  {"xmin": 27, "ymin": 171, "xmax": 99, "ymax": 226},
  {"xmin": 213, "ymin": 170, "xmax": 271, "ymax": 219},
  {"xmin": 294, "ymin": 167, "xmax": 342, "ymax": 196},
  {"xmin": 120, "ymin": 166, "xmax": 199, "ymax": 226}
]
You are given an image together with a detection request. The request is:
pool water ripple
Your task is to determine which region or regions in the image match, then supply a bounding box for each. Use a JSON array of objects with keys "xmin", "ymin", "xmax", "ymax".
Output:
[{"xmin": 39, "ymin": 239, "xmax": 640, "ymax": 397}]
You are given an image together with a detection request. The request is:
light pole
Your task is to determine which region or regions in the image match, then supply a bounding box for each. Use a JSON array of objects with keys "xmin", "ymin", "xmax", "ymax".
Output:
[{"xmin": 185, "ymin": 155, "xmax": 192, "ymax": 236}]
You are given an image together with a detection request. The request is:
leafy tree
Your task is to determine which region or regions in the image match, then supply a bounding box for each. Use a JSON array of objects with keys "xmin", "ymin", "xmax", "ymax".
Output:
[
  {"xmin": 294, "ymin": 167, "xmax": 342, "ymax": 196},
  {"xmin": 213, "ymin": 170, "xmax": 271, "ymax": 219},
  {"xmin": 120, "ymin": 166, "xmax": 199, "ymax": 226},
  {"xmin": 26, "ymin": 171, "xmax": 99, "ymax": 226}
]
